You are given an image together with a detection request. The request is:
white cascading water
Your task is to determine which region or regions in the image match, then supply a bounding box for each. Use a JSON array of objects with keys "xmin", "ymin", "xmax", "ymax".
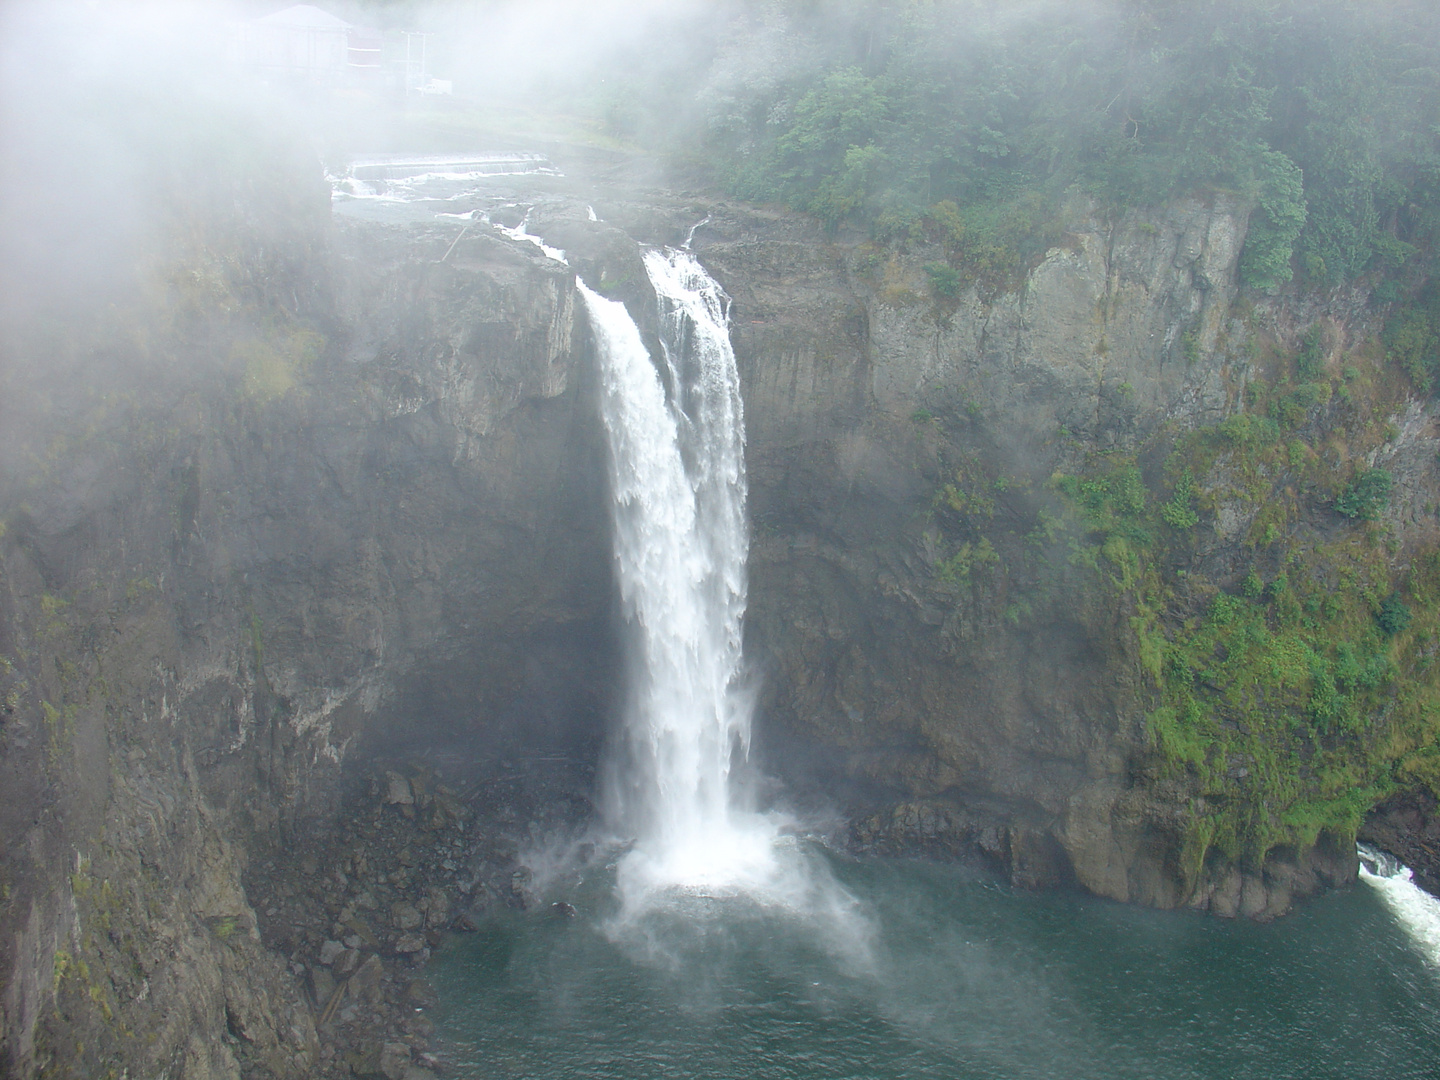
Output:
[
  {"xmin": 507, "ymin": 219, "xmax": 865, "ymax": 941},
  {"xmin": 579, "ymin": 248, "xmax": 780, "ymax": 903},
  {"xmin": 1357, "ymin": 843, "xmax": 1440, "ymax": 967}
]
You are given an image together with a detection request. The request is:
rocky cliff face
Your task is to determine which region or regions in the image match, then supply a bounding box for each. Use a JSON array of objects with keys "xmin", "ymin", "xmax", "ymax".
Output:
[
  {"xmin": 0, "ymin": 211, "xmax": 615, "ymax": 1078},
  {"xmin": 696, "ymin": 200, "xmax": 1235, "ymax": 896},
  {"xmin": 691, "ymin": 193, "xmax": 1414, "ymax": 916},
  {"xmin": 2, "ymin": 174, "xmax": 1434, "ymax": 1077}
]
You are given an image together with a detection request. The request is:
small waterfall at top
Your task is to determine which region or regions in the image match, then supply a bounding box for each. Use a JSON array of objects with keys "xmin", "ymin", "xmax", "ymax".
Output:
[{"xmin": 578, "ymin": 248, "xmax": 779, "ymax": 903}]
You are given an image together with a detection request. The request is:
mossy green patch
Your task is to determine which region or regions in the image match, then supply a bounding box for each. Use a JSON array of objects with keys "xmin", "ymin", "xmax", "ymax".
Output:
[
  {"xmin": 233, "ymin": 328, "xmax": 324, "ymax": 403},
  {"xmin": 1036, "ymin": 353, "xmax": 1440, "ymax": 877}
]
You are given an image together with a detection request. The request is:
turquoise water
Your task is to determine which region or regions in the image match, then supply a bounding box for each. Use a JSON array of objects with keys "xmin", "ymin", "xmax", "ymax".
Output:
[{"xmin": 430, "ymin": 845, "xmax": 1440, "ymax": 1079}]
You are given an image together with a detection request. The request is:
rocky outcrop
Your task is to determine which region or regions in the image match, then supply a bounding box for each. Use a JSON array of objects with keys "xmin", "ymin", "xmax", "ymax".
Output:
[
  {"xmin": 867, "ymin": 196, "xmax": 1248, "ymax": 448},
  {"xmin": 1360, "ymin": 791, "xmax": 1440, "ymax": 897}
]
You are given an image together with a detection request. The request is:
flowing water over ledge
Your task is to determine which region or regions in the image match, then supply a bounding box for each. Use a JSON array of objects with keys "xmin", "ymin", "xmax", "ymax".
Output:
[{"xmin": 429, "ymin": 847, "xmax": 1440, "ymax": 1080}]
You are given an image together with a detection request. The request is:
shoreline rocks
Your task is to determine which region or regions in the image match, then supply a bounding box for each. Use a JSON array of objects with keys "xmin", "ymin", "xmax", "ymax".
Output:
[{"xmin": 242, "ymin": 755, "xmax": 592, "ymax": 1079}]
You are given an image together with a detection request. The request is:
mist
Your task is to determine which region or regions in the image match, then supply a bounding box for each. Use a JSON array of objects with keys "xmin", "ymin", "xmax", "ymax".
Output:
[
  {"xmin": 4, "ymin": 0, "xmax": 1429, "ymax": 473},
  {"xmin": 6, "ymin": 0, "xmax": 1432, "ymax": 322}
]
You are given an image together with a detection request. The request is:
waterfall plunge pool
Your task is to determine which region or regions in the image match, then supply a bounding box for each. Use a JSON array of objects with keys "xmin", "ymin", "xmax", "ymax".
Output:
[{"xmin": 427, "ymin": 843, "xmax": 1440, "ymax": 1080}]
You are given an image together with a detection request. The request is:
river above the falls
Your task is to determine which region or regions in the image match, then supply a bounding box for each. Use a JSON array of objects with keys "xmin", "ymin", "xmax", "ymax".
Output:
[{"xmin": 427, "ymin": 846, "xmax": 1440, "ymax": 1080}]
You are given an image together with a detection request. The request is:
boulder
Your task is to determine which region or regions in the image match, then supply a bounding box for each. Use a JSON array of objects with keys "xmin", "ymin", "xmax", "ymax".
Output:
[
  {"xmin": 385, "ymin": 772, "xmax": 415, "ymax": 806},
  {"xmin": 392, "ymin": 901, "xmax": 423, "ymax": 931},
  {"xmin": 333, "ymin": 947, "xmax": 361, "ymax": 977},
  {"xmin": 352, "ymin": 954, "xmax": 386, "ymax": 1006},
  {"xmin": 423, "ymin": 888, "xmax": 450, "ymax": 929},
  {"xmin": 379, "ymin": 1041, "xmax": 412, "ymax": 1080},
  {"xmin": 307, "ymin": 965, "xmax": 337, "ymax": 1010}
]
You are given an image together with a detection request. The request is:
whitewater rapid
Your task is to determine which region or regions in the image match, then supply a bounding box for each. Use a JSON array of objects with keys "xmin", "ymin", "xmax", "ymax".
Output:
[{"xmin": 1358, "ymin": 842, "xmax": 1440, "ymax": 968}]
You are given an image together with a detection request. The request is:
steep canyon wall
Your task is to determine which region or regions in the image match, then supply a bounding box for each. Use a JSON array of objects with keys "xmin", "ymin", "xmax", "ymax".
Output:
[
  {"xmin": 0, "ymin": 215, "xmax": 614, "ymax": 1078},
  {"xmin": 692, "ymin": 195, "xmax": 1424, "ymax": 915},
  {"xmin": 3, "ymin": 183, "xmax": 1435, "ymax": 1077}
]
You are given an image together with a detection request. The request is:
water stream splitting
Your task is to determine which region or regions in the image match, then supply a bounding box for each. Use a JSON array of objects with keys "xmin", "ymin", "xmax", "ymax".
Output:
[
  {"xmin": 483, "ymin": 213, "xmax": 771, "ymax": 898},
  {"xmin": 578, "ymin": 248, "xmax": 782, "ymax": 900}
]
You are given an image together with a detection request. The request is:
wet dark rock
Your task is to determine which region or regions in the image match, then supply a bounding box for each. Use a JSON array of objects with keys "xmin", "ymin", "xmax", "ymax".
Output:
[
  {"xmin": 405, "ymin": 979, "xmax": 439, "ymax": 1008},
  {"xmin": 334, "ymin": 948, "xmax": 361, "ymax": 978},
  {"xmin": 423, "ymin": 887, "xmax": 450, "ymax": 929},
  {"xmin": 308, "ymin": 966, "xmax": 338, "ymax": 1010},
  {"xmin": 392, "ymin": 902, "xmax": 423, "ymax": 931},
  {"xmin": 206, "ymin": 752, "xmax": 594, "ymax": 1075},
  {"xmin": 343, "ymin": 914, "xmax": 382, "ymax": 949},
  {"xmin": 351, "ymin": 955, "xmax": 386, "ymax": 1007},
  {"xmin": 403, "ymin": 1013, "xmax": 436, "ymax": 1038},
  {"xmin": 379, "ymin": 1040, "xmax": 413, "ymax": 1080},
  {"xmin": 510, "ymin": 866, "xmax": 537, "ymax": 908},
  {"xmin": 549, "ymin": 901, "xmax": 578, "ymax": 919},
  {"xmin": 385, "ymin": 773, "xmax": 415, "ymax": 806}
]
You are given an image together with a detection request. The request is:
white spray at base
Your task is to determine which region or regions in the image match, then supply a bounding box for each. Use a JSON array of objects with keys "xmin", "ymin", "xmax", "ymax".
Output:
[
  {"xmin": 579, "ymin": 248, "xmax": 867, "ymax": 942},
  {"xmin": 1358, "ymin": 843, "xmax": 1440, "ymax": 968}
]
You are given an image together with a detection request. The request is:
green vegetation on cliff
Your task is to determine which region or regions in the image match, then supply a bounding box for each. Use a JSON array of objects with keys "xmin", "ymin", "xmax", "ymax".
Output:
[
  {"xmin": 1052, "ymin": 339, "xmax": 1440, "ymax": 879},
  {"xmin": 685, "ymin": 0, "xmax": 1440, "ymax": 292},
  {"xmin": 915, "ymin": 299, "xmax": 1440, "ymax": 885}
]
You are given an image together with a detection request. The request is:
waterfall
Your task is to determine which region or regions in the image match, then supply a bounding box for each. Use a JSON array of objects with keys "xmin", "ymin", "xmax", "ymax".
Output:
[
  {"xmin": 578, "ymin": 248, "xmax": 775, "ymax": 898},
  {"xmin": 491, "ymin": 217, "xmax": 866, "ymax": 952}
]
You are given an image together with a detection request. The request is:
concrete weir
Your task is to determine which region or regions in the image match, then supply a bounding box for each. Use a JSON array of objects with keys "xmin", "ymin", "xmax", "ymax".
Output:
[{"xmin": 344, "ymin": 153, "xmax": 561, "ymax": 181}]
